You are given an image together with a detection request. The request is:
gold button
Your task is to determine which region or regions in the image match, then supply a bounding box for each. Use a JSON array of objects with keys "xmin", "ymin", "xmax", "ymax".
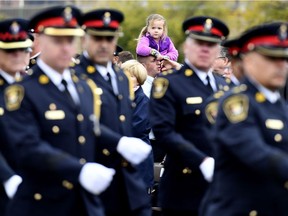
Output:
[
  {"xmin": 249, "ymin": 210, "xmax": 257, "ymax": 216},
  {"xmin": 0, "ymin": 107, "xmax": 4, "ymax": 116},
  {"xmin": 52, "ymin": 126, "xmax": 60, "ymax": 134},
  {"xmin": 34, "ymin": 193, "xmax": 42, "ymax": 200},
  {"xmin": 102, "ymin": 149, "xmax": 110, "ymax": 156},
  {"xmin": 182, "ymin": 167, "xmax": 192, "ymax": 174},
  {"xmin": 274, "ymin": 134, "xmax": 282, "ymax": 142},
  {"xmin": 118, "ymin": 94, "xmax": 123, "ymax": 100},
  {"xmin": 77, "ymin": 114, "xmax": 84, "ymax": 122},
  {"xmin": 78, "ymin": 136, "xmax": 86, "ymax": 144},
  {"xmin": 121, "ymin": 160, "xmax": 128, "ymax": 167},
  {"xmin": 131, "ymin": 102, "xmax": 136, "ymax": 108},
  {"xmin": 62, "ymin": 180, "xmax": 74, "ymax": 190},
  {"xmin": 31, "ymin": 59, "xmax": 36, "ymax": 64},
  {"xmin": 79, "ymin": 158, "xmax": 86, "ymax": 164},
  {"xmin": 119, "ymin": 115, "xmax": 126, "ymax": 122},
  {"xmin": 49, "ymin": 103, "xmax": 57, "ymax": 110},
  {"xmin": 184, "ymin": 69, "xmax": 193, "ymax": 76},
  {"xmin": 223, "ymin": 85, "xmax": 230, "ymax": 91},
  {"xmin": 284, "ymin": 181, "xmax": 288, "ymax": 189},
  {"xmin": 96, "ymin": 88, "xmax": 103, "ymax": 95},
  {"xmin": 195, "ymin": 109, "xmax": 201, "ymax": 115}
]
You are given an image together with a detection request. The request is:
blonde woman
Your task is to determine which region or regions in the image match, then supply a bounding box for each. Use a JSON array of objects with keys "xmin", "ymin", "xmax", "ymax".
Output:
[{"xmin": 122, "ymin": 60, "xmax": 154, "ymax": 192}]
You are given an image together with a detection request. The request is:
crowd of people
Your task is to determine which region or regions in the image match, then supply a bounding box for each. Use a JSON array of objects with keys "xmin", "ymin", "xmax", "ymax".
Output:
[{"xmin": 0, "ymin": 4, "xmax": 288, "ymax": 216}]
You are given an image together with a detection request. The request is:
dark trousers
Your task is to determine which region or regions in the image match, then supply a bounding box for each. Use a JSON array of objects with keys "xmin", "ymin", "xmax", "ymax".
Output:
[
  {"xmin": 162, "ymin": 209, "xmax": 198, "ymax": 216},
  {"xmin": 150, "ymin": 139, "xmax": 166, "ymax": 163}
]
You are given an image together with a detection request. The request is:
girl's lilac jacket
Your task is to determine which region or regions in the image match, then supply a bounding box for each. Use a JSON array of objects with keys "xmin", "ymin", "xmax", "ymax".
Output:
[{"xmin": 136, "ymin": 33, "xmax": 179, "ymax": 61}]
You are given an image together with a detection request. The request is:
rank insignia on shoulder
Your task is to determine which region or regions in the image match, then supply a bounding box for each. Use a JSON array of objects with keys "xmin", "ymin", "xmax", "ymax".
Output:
[
  {"xmin": 223, "ymin": 94, "xmax": 249, "ymax": 123},
  {"xmin": 87, "ymin": 65, "xmax": 95, "ymax": 74},
  {"xmin": 39, "ymin": 74, "xmax": 49, "ymax": 85},
  {"xmin": 205, "ymin": 101, "xmax": 218, "ymax": 124},
  {"xmin": 255, "ymin": 92, "xmax": 266, "ymax": 103},
  {"xmin": 152, "ymin": 77, "xmax": 169, "ymax": 99},
  {"xmin": 184, "ymin": 69, "xmax": 193, "ymax": 77},
  {"xmin": 4, "ymin": 85, "xmax": 24, "ymax": 111}
]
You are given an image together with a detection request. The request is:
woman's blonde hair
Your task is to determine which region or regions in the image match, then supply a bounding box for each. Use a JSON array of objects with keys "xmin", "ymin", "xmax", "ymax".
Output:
[
  {"xmin": 137, "ymin": 14, "xmax": 168, "ymax": 41},
  {"xmin": 121, "ymin": 59, "xmax": 147, "ymax": 85}
]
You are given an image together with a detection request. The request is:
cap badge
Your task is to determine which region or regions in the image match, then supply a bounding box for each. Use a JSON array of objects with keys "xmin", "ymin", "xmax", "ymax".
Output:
[
  {"xmin": 278, "ymin": 24, "xmax": 287, "ymax": 42},
  {"xmin": 10, "ymin": 21, "xmax": 20, "ymax": 35},
  {"xmin": 63, "ymin": 7, "xmax": 72, "ymax": 24},
  {"xmin": 204, "ymin": 19, "xmax": 212, "ymax": 33},
  {"xmin": 103, "ymin": 12, "xmax": 111, "ymax": 27}
]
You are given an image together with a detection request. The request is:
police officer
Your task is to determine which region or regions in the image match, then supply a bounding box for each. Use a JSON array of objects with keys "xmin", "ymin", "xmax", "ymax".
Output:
[
  {"xmin": 0, "ymin": 18, "xmax": 33, "ymax": 215},
  {"xmin": 199, "ymin": 36, "xmax": 244, "ymax": 216},
  {"xmin": 204, "ymin": 21, "xmax": 288, "ymax": 216},
  {"xmin": 3, "ymin": 6, "xmax": 119, "ymax": 216},
  {"xmin": 149, "ymin": 16, "xmax": 229, "ymax": 216},
  {"xmin": 74, "ymin": 8, "xmax": 152, "ymax": 216}
]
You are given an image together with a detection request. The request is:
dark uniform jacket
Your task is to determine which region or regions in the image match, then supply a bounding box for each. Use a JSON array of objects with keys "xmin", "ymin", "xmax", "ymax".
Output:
[
  {"xmin": 3, "ymin": 65, "xmax": 120, "ymax": 216},
  {"xmin": 149, "ymin": 63, "xmax": 227, "ymax": 212},
  {"xmin": 204, "ymin": 77, "xmax": 288, "ymax": 216},
  {"xmin": 74, "ymin": 55, "xmax": 151, "ymax": 213},
  {"xmin": 133, "ymin": 86, "xmax": 154, "ymax": 189},
  {"xmin": 0, "ymin": 74, "xmax": 18, "ymax": 216}
]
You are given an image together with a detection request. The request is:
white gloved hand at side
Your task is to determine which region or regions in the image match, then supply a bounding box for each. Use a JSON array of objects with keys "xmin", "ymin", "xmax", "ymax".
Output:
[
  {"xmin": 3, "ymin": 174, "xmax": 22, "ymax": 199},
  {"xmin": 79, "ymin": 163, "xmax": 115, "ymax": 195},
  {"xmin": 117, "ymin": 136, "xmax": 152, "ymax": 165},
  {"xmin": 199, "ymin": 157, "xmax": 215, "ymax": 182}
]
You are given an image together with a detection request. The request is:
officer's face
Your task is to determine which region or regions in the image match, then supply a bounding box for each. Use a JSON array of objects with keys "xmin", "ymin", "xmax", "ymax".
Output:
[
  {"xmin": 243, "ymin": 52, "xmax": 288, "ymax": 91},
  {"xmin": 38, "ymin": 35, "xmax": 77, "ymax": 73},
  {"xmin": 142, "ymin": 56, "xmax": 160, "ymax": 78},
  {"xmin": 83, "ymin": 35, "xmax": 118, "ymax": 66},
  {"xmin": 184, "ymin": 38, "xmax": 220, "ymax": 72},
  {"xmin": 0, "ymin": 48, "xmax": 30, "ymax": 75}
]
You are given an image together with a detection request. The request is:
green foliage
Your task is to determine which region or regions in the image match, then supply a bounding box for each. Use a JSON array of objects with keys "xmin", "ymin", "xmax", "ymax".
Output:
[{"xmin": 1, "ymin": 1, "xmax": 288, "ymax": 62}]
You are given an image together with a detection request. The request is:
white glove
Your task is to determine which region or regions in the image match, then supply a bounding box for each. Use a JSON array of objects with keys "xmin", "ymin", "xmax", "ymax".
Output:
[
  {"xmin": 117, "ymin": 136, "xmax": 152, "ymax": 165},
  {"xmin": 199, "ymin": 157, "xmax": 215, "ymax": 182},
  {"xmin": 3, "ymin": 174, "xmax": 22, "ymax": 199},
  {"xmin": 79, "ymin": 163, "xmax": 115, "ymax": 195}
]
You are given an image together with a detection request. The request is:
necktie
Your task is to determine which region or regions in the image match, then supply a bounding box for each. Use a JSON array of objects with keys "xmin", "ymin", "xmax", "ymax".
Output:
[
  {"xmin": 106, "ymin": 71, "xmax": 112, "ymax": 87},
  {"xmin": 206, "ymin": 75, "xmax": 214, "ymax": 93},
  {"xmin": 61, "ymin": 79, "xmax": 75, "ymax": 105}
]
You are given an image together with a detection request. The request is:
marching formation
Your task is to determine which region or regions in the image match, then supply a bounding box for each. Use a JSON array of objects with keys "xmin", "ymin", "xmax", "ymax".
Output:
[{"xmin": 0, "ymin": 4, "xmax": 288, "ymax": 216}]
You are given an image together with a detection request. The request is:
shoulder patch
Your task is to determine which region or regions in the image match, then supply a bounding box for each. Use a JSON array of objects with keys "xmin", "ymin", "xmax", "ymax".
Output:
[
  {"xmin": 152, "ymin": 77, "xmax": 169, "ymax": 99},
  {"xmin": 222, "ymin": 94, "xmax": 249, "ymax": 123},
  {"xmin": 205, "ymin": 101, "xmax": 218, "ymax": 124},
  {"xmin": 4, "ymin": 85, "xmax": 24, "ymax": 111}
]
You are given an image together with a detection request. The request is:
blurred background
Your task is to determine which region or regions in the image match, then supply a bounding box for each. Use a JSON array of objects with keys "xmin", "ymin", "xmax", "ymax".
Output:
[{"xmin": 1, "ymin": 0, "xmax": 288, "ymax": 62}]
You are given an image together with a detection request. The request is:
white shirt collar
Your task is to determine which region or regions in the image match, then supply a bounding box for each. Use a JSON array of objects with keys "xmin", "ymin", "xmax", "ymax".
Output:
[
  {"xmin": 96, "ymin": 61, "xmax": 115, "ymax": 80},
  {"xmin": 37, "ymin": 58, "xmax": 73, "ymax": 90},
  {"xmin": 0, "ymin": 70, "xmax": 15, "ymax": 84},
  {"xmin": 185, "ymin": 58, "xmax": 217, "ymax": 91},
  {"xmin": 146, "ymin": 75, "xmax": 154, "ymax": 84},
  {"xmin": 257, "ymin": 84, "xmax": 280, "ymax": 103},
  {"xmin": 230, "ymin": 74, "xmax": 240, "ymax": 86}
]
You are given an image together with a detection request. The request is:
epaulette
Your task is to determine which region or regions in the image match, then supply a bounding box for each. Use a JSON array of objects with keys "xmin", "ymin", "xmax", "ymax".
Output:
[
  {"xmin": 231, "ymin": 84, "xmax": 247, "ymax": 94},
  {"xmin": 161, "ymin": 69, "xmax": 175, "ymax": 76},
  {"xmin": 69, "ymin": 57, "xmax": 80, "ymax": 67}
]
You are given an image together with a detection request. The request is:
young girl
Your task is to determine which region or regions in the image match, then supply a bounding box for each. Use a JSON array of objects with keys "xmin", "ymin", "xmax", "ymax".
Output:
[{"xmin": 136, "ymin": 14, "xmax": 179, "ymax": 61}]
